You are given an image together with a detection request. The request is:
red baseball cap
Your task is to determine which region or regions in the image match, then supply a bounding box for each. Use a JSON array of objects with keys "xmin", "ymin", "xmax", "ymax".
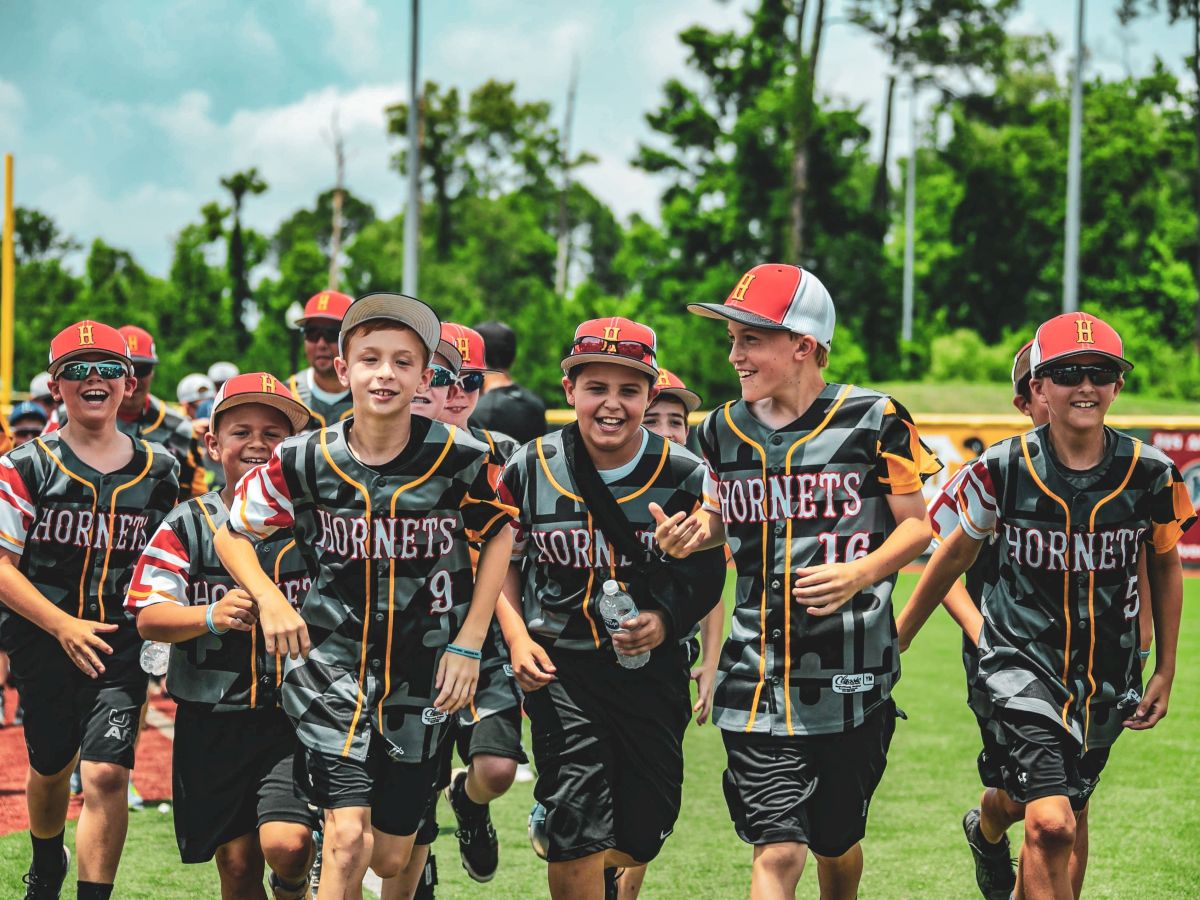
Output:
[
  {"xmin": 653, "ymin": 368, "xmax": 701, "ymax": 413},
  {"xmin": 48, "ymin": 321, "xmax": 131, "ymax": 374},
  {"xmin": 211, "ymin": 372, "xmax": 311, "ymax": 434},
  {"xmin": 298, "ymin": 290, "xmax": 353, "ymax": 326},
  {"xmin": 560, "ymin": 317, "xmax": 658, "ymax": 378},
  {"xmin": 689, "ymin": 264, "xmax": 836, "ymax": 349},
  {"xmin": 119, "ymin": 325, "xmax": 159, "ymax": 364},
  {"xmin": 1011, "ymin": 340, "xmax": 1034, "ymax": 394},
  {"xmin": 441, "ymin": 323, "xmax": 493, "ymax": 373},
  {"xmin": 1030, "ymin": 312, "xmax": 1132, "ymax": 375}
]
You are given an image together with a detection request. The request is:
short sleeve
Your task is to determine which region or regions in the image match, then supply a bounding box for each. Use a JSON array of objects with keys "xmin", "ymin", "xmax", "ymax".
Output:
[
  {"xmin": 701, "ymin": 464, "xmax": 721, "ymax": 514},
  {"xmin": 497, "ymin": 455, "xmax": 529, "ymax": 557},
  {"xmin": 228, "ymin": 449, "xmax": 295, "ymax": 541},
  {"xmin": 0, "ymin": 455, "xmax": 35, "ymax": 554},
  {"xmin": 874, "ymin": 398, "xmax": 942, "ymax": 495},
  {"xmin": 126, "ymin": 519, "xmax": 191, "ymax": 612},
  {"xmin": 1147, "ymin": 462, "xmax": 1198, "ymax": 554},
  {"xmin": 955, "ymin": 456, "xmax": 1000, "ymax": 540},
  {"xmin": 928, "ymin": 465, "xmax": 972, "ymax": 545},
  {"xmin": 460, "ymin": 459, "xmax": 516, "ymax": 544}
]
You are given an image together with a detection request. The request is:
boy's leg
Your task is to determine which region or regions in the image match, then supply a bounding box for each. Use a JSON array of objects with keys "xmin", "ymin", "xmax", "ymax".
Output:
[
  {"xmin": 548, "ymin": 851, "xmax": 608, "ymax": 900},
  {"xmin": 75, "ymin": 761, "xmax": 131, "ymax": 883},
  {"xmin": 379, "ymin": 842, "xmax": 431, "ymax": 900},
  {"xmin": 1020, "ymin": 796, "xmax": 1076, "ymax": 900},
  {"xmin": 1068, "ymin": 803, "xmax": 1089, "ymax": 899},
  {"xmin": 750, "ymin": 842, "xmax": 807, "ymax": 900},
  {"xmin": 213, "ymin": 832, "xmax": 267, "ymax": 900},
  {"xmin": 813, "ymin": 843, "xmax": 863, "ymax": 900},
  {"xmin": 27, "ymin": 756, "xmax": 76, "ymax": 839},
  {"xmin": 616, "ymin": 863, "xmax": 646, "ymax": 899},
  {"xmin": 319, "ymin": 806, "xmax": 374, "ymax": 900},
  {"xmin": 259, "ymin": 822, "xmax": 314, "ymax": 899}
]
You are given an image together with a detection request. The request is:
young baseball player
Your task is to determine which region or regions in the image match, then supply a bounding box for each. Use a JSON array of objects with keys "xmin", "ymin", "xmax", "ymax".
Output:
[
  {"xmin": 900, "ymin": 312, "xmax": 1192, "ymax": 900},
  {"xmin": 288, "ymin": 290, "xmax": 355, "ymax": 430},
  {"xmin": 654, "ymin": 264, "xmax": 940, "ymax": 900},
  {"xmin": 0, "ymin": 321, "xmax": 180, "ymax": 900},
  {"xmin": 126, "ymin": 373, "xmax": 317, "ymax": 899},
  {"xmin": 9, "ymin": 401, "xmax": 49, "ymax": 448},
  {"xmin": 215, "ymin": 293, "xmax": 515, "ymax": 899},
  {"xmin": 496, "ymin": 317, "xmax": 724, "ymax": 900}
]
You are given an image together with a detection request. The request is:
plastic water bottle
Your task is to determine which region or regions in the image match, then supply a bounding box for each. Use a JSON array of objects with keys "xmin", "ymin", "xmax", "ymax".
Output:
[
  {"xmin": 140, "ymin": 640, "xmax": 170, "ymax": 677},
  {"xmin": 598, "ymin": 580, "xmax": 649, "ymax": 669}
]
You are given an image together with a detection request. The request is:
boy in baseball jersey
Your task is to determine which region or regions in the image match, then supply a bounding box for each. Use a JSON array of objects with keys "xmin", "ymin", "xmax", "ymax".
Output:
[
  {"xmin": 497, "ymin": 317, "xmax": 724, "ymax": 900},
  {"xmin": 655, "ymin": 264, "xmax": 940, "ymax": 900},
  {"xmin": 126, "ymin": 374, "xmax": 317, "ymax": 898},
  {"xmin": 904, "ymin": 312, "xmax": 1192, "ymax": 900},
  {"xmin": 0, "ymin": 321, "xmax": 180, "ymax": 900},
  {"xmin": 288, "ymin": 290, "xmax": 355, "ymax": 430},
  {"xmin": 216, "ymin": 294, "xmax": 515, "ymax": 898}
]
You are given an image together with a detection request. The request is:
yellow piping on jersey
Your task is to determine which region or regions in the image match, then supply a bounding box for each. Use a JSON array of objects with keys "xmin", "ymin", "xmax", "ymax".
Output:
[
  {"xmin": 782, "ymin": 384, "xmax": 851, "ymax": 735},
  {"xmin": 273, "ymin": 540, "xmax": 297, "ymax": 689},
  {"xmin": 0, "ymin": 529, "xmax": 24, "ymax": 549},
  {"xmin": 145, "ymin": 400, "xmax": 168, "ymax": 434},
  {"xmin": 722, "ymin": 402, "xmax": 770, "ymax": 733},
  {"xmin": 1021, "ymin": 435, "xmax": 1075, "ymax": 730},
  {"xmin": 99, "ymin": 440, "xmax": 154, "ymax": 621},
  {"xmin": 321, "ymin": 429, "xmax": 374, "ymax": 758},
  {"xmin": 382, "ymin": 427, "xmax": 457, "ymax": 716},
  {"xmin": 537, "ymin": 437, "xmax": 583, "ymax": 502},
  {"xmin": 1082, "ymin": 441, "xmax": 1140, "ymax": 750},
  {"xmin": 289, "ymin": 374, "xmax": 326, "ymax": 428},
  {"xmin": 37, "ymin": 438, "xmax": 98, "ymax": 619}
]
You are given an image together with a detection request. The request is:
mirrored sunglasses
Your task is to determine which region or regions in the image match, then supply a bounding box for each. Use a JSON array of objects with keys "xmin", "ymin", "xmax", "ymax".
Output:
[
  {"xmin": 428, "ymin": 365, "xmax": 456, "ymax": 388},
  {"xmin": 57, "ymin": 361, "xmax": 129, "ymax": 382},
  {"xmin": 570, "ymin": 336, "xmax": 655, "ymax": 366},
  {"xmin": 304, "ymin": 325, "xmax": 340, "ymax": 344},
  {"xmin": 453, "ymin": 371, "xmax": 485, "ymax": 394},
  {"xmin": 1039, "ymin": 364, "xmax": 1122, "ymax": 387}
]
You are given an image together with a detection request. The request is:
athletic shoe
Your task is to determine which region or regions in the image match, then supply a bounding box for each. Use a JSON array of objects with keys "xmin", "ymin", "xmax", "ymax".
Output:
[
  {"xmin": 22, "ymin": 847, "xmax": 69, "ymax": 899},
  {"xmin": 514, "ymin": 761, "xmax": 534, "ymax": 783},
  {"xmin": 267, "ymin": 870, "xmax": 311, "ymax": 899},
  {"xmin": 127, "ymin": 781, "xmax": 144, "ymax": 811},
  {"xmin": 412, "ymin": 853, "xmax": 438, "ymax": 899},
  {"xmin": 963, "ymin": 808, "xmax": 1016, "ymax": 900},
  {"xmin": 445, "ymin": 769, "xmax": 498, "ymax": 882},
  {"xmin": 309, "ymin": 827, "xmax": 323, "ymax": 898},
  {"xmin": 68, "ymin": 767, "xmax": 82, "ymax": 797}
]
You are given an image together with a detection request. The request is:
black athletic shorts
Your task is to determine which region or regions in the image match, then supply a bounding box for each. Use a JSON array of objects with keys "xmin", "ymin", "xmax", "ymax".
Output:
[
  {"xmin": 522, "ymin": 646, "xmax": 691, "ymax": 864},
  {"xmin": 980, "ymin": 711, "xmax": 1111, "ymax": 812},
  {"xmin": 721, "ymin": 699, "xmax": 900, "ymax": 857},
  {"xmin": 9, "ymin": 631, "xmax": 147, "ymax": 775},
  {"xmin": 295, "ymin": 728, "xmax": 441, "ymax": 837},
  {"xmin": 173, "ymin": 704, "xmax": 317, "ymax": 863}
]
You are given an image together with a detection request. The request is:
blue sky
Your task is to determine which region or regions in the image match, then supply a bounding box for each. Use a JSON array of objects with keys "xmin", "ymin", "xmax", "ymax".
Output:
[{"xmin": 0, "ymin": 0, "xmax": 1192, "ymax": 275}]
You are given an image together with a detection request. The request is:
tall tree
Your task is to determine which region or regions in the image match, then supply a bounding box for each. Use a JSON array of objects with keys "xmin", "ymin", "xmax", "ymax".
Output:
[{"xmin": 220, "ymin": 167, "xmax": 268, "ymax": 351}]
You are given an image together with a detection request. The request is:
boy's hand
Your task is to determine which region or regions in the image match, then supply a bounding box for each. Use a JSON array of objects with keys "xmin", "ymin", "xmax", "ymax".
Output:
[
  {"xmin": 650, "ymin": 503, "xmax": 702, "ymax": 559},
  {"xmin": 434, "ymin": 650, "xmax": 480, "ymax": 713},
  {"xmin": 691, "ymin": 663, "xmax": 717, "ymax": 724},
  {"xmin": 611, "ymin": 611, "xmax": 667, "ymax": 655},
  {"xmin": 54, "ymin": 617, "xmax": 119, "ymax": 678},
  {"xmin": 1124, "ymin": 670, "xmax": 1172, "ymax": 730},
  {"xmin": 258, "ymin": 593, "xmax": 310, "ymax": 659},
  {"xmin": 210, "ymin": 589, "xmax": 258, "ymax": 633},
  {"xmin": 508, "ymin": 635, "xmax": 556, "ymax": 692},
  {"xmin": 792, "ymin": 561, "xmax": 867, "ymax": 616}
]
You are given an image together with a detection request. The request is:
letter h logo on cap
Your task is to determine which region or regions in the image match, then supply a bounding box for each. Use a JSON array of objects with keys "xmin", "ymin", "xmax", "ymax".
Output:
[
  {"xmin": 260, "ymin": 374, "xmax": 277, "ymax": 393},
  {"xmin": 78, "ymin": 324, "xmax": 95, "ymax": 345}
]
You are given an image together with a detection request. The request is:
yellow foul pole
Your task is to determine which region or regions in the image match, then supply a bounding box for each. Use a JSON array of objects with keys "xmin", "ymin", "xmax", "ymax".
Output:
[{"xmin": 1, "ymin": 154, "xmax": 14, "ymax": 411}]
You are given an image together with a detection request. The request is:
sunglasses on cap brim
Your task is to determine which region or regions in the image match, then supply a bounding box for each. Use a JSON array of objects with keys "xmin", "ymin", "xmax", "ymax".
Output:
[
  {"xmin": 568, "ymin": 337, "xmax": 655, "ymax": 366},
  {"xmin": 1036, "ymin": 364, "xmax": 1122, "ymax": 387},
  {"xmin": 55, "ymin": 360, "xmax": 131, "ymax": 381}
]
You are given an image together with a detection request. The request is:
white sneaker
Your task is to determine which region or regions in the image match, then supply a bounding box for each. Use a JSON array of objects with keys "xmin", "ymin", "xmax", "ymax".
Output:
[{"xmin": 514, "ymin": 762, "xmax": 534, "ymax": 784}]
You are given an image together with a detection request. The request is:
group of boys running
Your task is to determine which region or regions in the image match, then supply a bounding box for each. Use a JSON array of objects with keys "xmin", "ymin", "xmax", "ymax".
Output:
[{"xmin": 0, "ymin": 264, "xmax": 1190, "ymax": 900}]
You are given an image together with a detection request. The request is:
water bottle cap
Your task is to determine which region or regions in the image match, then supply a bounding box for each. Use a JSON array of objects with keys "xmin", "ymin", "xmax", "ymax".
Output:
[{"xmin": 602, "ymin": 579, "xmax": 619, "ymax": 594}]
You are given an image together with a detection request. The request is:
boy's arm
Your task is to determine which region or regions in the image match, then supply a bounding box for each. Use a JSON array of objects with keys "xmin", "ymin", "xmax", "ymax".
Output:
[
  {"xmin": 897, "ymin": 565, "xmax": 984, "ymax": 652},
  {"xmin": 496, "ymin": 559, "xmax": 556, "ymax": 692},
  {"xmin": 691, "ymin": 598, "xmax": 726, "ymax": 725},
  {"xmin": 1135, "ymin": 553, "xmax": 1154, "ymax": 665},
  {"xmin": 1125, "ymin": 544, "xmax": 1183, "ymax": 730},
  {"xmin": 214, "ymin": 525, "xmax": 309, "ymax": 659},
  {"xmin": 0, "ymin": 549, "xmax": 118, "ymax": 678},
  {"xmin": 651, "ymin": 504, "xmax": 726, "ymax": 557},
  {"xmin": 794, "ymin": 491, "xmax": 934, "ymax": 617},
  {"xmin": 136, "ymin": 592, "xmax": 257, "ymax": 643}
]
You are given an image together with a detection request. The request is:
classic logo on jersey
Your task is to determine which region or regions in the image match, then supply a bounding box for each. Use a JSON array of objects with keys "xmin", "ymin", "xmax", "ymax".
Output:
[
  {"xmin": 530, "ymin": 526, "xmax": 656, "ymax": 569},
  {"xmin": 30, "ymin": 509, "xmax": 151, "ymax": 551},
  {"xmin": 78, "ymin": 324, "xmax": 95, "ymax": 345},
  {"xmin": 1076, "ymin": 318, "xmax": 1094, "ymax": 344},
  {"xmin": 1002, "ymin": 523, "xmax": 1145, "ymax": 572},
  {"xmin": 454, "ymin": 336, "xmax": 472, "ymax": 363},
  {"xmin": 714, "ymin": 471, "xmax": 863, "ymax": 524},
  {"xmin": 314, "ymin": 510, "xmax": 456, "ymax": 561},
  {"xmin": 421, "ymin": 707, "xmax": 449, "ymax": 725},
  {"xmin": 832, "ymin": 673, "xmax": 875, "ymax": 694},
  {"xmin": 603, "ymin": 325, "xmax": 621, "ymax": 342},
  {"xmin": 316, "ymin": 292, "xmax": 330, "ymax": 311},
  {"xmin": 729, "ymin": 272, "xmax": 756, "ymax": 302}
]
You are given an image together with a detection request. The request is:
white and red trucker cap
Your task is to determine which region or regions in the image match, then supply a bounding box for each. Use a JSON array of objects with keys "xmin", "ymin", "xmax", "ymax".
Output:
[
  {"xmin": 1029, "ymin": 312, "xmax": 1133, "ymax": 376},
  {"xmin": 688, "ymin": 264, "xmax": 836, "ymax": 349}
]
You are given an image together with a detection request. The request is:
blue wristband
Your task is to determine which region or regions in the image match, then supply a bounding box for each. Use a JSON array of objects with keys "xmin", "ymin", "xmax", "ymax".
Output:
[
  {"xmin": 1137, "ymin": 647, "xmax": 1152, "ymax": 660},
  {"xmin": 446, "ymin": 643, "xmax": 481, "ymax": 660},
  {"xmin": 206, "ymin": 603, "xmax": 228, "ymax": 637}
]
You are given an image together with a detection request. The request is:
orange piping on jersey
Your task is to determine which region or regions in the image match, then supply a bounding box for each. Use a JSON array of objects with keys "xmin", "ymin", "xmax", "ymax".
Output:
[
  {"xmin": 482, "ymin": 430, "xmax": 497, "ymax": 455},
  {"xmin": 380, "ymin": 428, "xmax": 456, "ymax": 717},
  {"xmin": 37, "ymin": 438, "xmax": 98, "ymax": 618},
  {"xmin": 289, "ymin": 374, "xmax": 326, "ymax": 428},
  {"xmin": 1021, "ymin": 435, "xmax": 1075, "ymax": 729},
  {"xmin": 1081, "ymin": 441, "xmax": 1140, "ymax": 750},
  {"xmin": 272, "ymin": 540, "xmax": 297, "ymax": 688},
  {"xmin": 780, "ymin": 384, "xmax": 852, "ymax": 735},
  {"xmin": 954, "ymin": 477, "xmax": 989, "ymax": 538},
  {"xmin": 582, "ymin": 512, "xmax": 601, "ymax": 648},
  {"xmin": 536, "ymin": 438, "xmax": 583, "ymax": 502},
  {"xmin": 145, "ymin": 400, "xmax": 168, "ymax": 434},
  {"xmin": 321, "ymin": 429, "xmax": 374, "ymax": 758},
  {"xmin": 617, "ymin": 437, "xmax": 669, "ymax": 505},
  {"xmin": 98, "ymin": 440, "xmax": 154, "ymax": 621},
  {"xmin": 0, "ymin": 530, "xmax": 24, "ymax": 548},
  {"xmin": 722, "ymin": 402, "xmax": 770, "ymax": 732}
]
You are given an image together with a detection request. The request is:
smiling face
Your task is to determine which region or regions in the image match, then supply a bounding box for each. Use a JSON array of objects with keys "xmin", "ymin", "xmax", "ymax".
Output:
[
  {"xmin": 563, "ymin": 362, "xmax": 653, "ymax": 460},
  {"xmin": 50, "ymin": 353, "xmax": 135, "ymax": 429},
  {"xmin": 1029, "ymin": 352, "xmax": 1123, "ymax": 433},
  {"xmin": 335, "ymin": 323, "xmax": 431, "ymax": 421},
  {"xmin": 726, "ymin": 322, "xmax": 816, "ymax": 404},
  {"xmin": 411, "ymin": 351, "xmax": 453, "ymax": 421},
  {"xmin": 304, "ymin": 318, "xmax": 340, "ymax": 377},
  {"xmin": 643, "ymin": 395, "xmax": 689, "ymax": 446},
  {"xmin": 206, "ymin": 403, "xmax": 293, "ymax": 487},
  {"xmin": 441, "ymin": 371, "xmax": 482, "ymax": 429}
]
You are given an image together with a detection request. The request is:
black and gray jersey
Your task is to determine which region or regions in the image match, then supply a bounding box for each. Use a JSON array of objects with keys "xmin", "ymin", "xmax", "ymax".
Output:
[{"xmin": 288, "ymin": 368, "xmax": 353, "ymax": 432}]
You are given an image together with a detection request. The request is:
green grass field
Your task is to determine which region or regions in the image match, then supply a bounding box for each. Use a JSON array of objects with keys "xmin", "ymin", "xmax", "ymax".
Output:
[
  {"xmin": 3, "ymin": 572, "xmax": 1198, "ymax": 897},
  {"xmin": 872, "ymin": 382, "xmax": 1193, "ymax": 417}
]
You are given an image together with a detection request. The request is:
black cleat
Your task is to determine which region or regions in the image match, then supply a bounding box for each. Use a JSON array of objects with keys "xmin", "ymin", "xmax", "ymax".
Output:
[
  {"xmin": 23, "ymin": 848, "xmax": 69, "ymax": 900},
  {"xmin": 963, "ymin": 808, "xmax": 1016, "ymax": 900},
  {"xmin": 604, "ymin": 866, "xmax": 621, "ymax": 900},
  {"xmin": 445, "ymin": 769, "xmax": 499, "ymax": 883},
  {"xmin": 412, "ymin": 852, "xmax": 438, "ymax": 899}
]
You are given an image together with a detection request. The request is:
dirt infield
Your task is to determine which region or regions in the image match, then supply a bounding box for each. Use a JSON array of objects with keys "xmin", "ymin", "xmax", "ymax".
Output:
[{"xmin": 0, "ymin": 685, "xmax": 176, "ymax": 837}]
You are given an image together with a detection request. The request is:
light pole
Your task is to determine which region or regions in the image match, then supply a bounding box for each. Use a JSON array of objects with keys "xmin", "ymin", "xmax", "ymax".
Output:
[
  {"xmin": 402, "ymin": 0, "xmax": 421, "ymax": 297},
  {"xmin": 1062, "ymin": 0, "xmax": 1085, "ymax": 313},
  {"xmin": 901, "ymin": 74, "xmax": 917, "ymax": 346}
]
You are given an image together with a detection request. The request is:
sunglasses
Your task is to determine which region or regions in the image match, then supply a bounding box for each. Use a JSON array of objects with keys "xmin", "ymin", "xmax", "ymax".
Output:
[
  {"xmin": 453, "ymin": 371, "xmax": 485, "ymax": 394},
  {"xmin": 14, "ymin": 428, "xmax": 43, "ymax": 438},
  {"xmin": 1039, "ymin": 364, "xmax": 1122, "ymax": 387},
  {"xmin": 132, "ymin": 363, "xmax": 155, "ymax": 379},
  {"xmin": 428, "ymin": 365, "xmax": 456, "ymax": 388},
  {"xmin": 304, "ymin": 325, "xmax": 340, "ymax": 344},
  {"xmin": 57, "ymin": 360, "xmax": 130, "ymax": 381},
  {"xmin": 570, "ymin": 337, "xmax": 655, "ymax": 365}
]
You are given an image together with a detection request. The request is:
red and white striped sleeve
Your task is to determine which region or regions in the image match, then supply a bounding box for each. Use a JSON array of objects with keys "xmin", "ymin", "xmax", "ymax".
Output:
[
  {"xmin": 701, "ymin": 463, "xmax": 721, "ymax": 514},
  {"xmin": 928, "ymin": 465, "xmax": 971, "ymax": 545},
  {"xmin": 956, "ymin": 456, "xmax": 999, "ymax": 540},
  {"xmin": 228, "ymin": 451, "xmax": 295, "ymax": 541},
  {"xmin": 0, "ymin": 455, "xmax": 35, "ymax": 554},
  {"xmin": 125, "ymin": 522, "xmax": 191, "ymax": 612}
]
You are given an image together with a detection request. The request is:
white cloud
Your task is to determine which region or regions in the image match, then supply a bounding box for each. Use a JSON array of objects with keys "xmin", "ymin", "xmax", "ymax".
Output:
[
  {"xmin": 0, "ymin": 80, "xmax": 24, "ymax": 135},
  {"xmin": 237, "ymin": 10, "xmax": 280, "ymax": 59},
  {"xmin": 306, "ymin": 0, "xmax": 382, "ymax": 75}
]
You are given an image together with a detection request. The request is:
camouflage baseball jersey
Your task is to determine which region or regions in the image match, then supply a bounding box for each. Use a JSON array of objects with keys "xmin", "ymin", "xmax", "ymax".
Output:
[
  {"xmin": 699, "ymin": 384, "xmax": 941, "ymax": 737},
  {"xmin": 125, "ymin": 492, "xmax": 311, "ymax": 713},
  {"xmin": 0, "ymin": 434, "xmax": 180, "ymax": 653},
  {"xmin": 229, "ymin": 416, "xmax": 515, "ymax": 762},
  {"xmin": 498, "ymin": 426, "xmax": 720, "ymax": 655},
  {"xmin": 288, "ymin": 368, "xmax": 353, "ymax": 431},
  {"xmin": 954, "ymin": 425, "xmax": 1195, "ymax": 751}
]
